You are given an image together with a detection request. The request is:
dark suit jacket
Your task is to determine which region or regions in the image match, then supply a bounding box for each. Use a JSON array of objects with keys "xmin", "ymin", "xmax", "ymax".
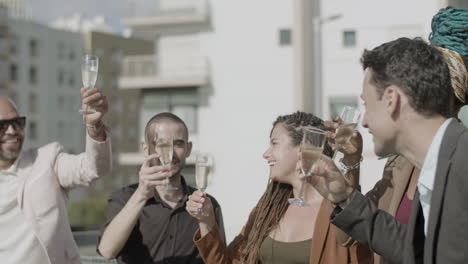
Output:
[{"xmin": 331, "ymin": 119, "xmax": 468, "ymax": 264}]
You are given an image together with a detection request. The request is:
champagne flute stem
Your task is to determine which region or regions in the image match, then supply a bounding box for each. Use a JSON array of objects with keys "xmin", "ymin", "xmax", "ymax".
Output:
[{"xmin": 298, "ymin": 177, "xmax": 307, "ymax": 201}]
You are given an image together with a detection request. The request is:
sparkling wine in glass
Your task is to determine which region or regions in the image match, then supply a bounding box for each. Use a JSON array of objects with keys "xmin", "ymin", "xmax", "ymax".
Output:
[
  {"xmin": 155, "ymin": 137, "xmax": 177, "ymax": 190},
  {"xmin": 300, "ymin": 146, "xmax": 324, "ymax": 176},
  {"xmin": 195, "ymin": 153, "xmax": 213, "ymax": 216},
  {"xmin": 332, "ymin": 106, "xmax": 361, "ymax": 174},
  {"xmin": 288, "ymin": 127, "xmax": 326, "ymax": 207},
  {"xmin": 335, "ymin": 122, "xmax": 358, "ymax": 147},
  {"xmin": 335, "ymin": 106, "xmax": 360, "ymax": 151},
  {"xmin": 80, "ymin": 54, "xmax": 99, "ymax": 114}
]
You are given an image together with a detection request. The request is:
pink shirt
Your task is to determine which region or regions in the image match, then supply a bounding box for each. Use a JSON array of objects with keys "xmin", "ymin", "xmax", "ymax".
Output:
[{"xmin": 395, "ymin": 194, "xmax": 413, "ymax": 224}]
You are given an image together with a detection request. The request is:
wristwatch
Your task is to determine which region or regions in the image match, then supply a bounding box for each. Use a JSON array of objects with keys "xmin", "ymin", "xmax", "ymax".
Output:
[{"xmin": 86, "ymin": 120, "xmax": 104, "ymax": 132}]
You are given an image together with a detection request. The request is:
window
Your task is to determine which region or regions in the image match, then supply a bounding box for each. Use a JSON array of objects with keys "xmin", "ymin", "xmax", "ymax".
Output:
[
  {"xmin": 279, "ymin": 29, "xmax": 292, "ymax": 46},
  {"xmin": 29, "ymin": 93, "xmax": 38, "ymax": 113},
  {"xmin": 9, "ymin": 64, "xmax": 17, "ymax": 81},
  {"xmin": 30, "ymin": 39, "xmax": 38, "ymax": 57},
  {"xmin": 58, "ymin": 70, "xmax": 64, "ymax": 85},
  {"xmin": 329, "ymin": 96, "xmax": 358, "ymax": 119},
  {"xmin": 173, "ymin": 105, "xmax": 197, "ymax": 133},
  {"xmin": 69, "ymin": 49, "xmax": 75, "ymax": 60},
  {"xmin": 29, "ymin": 121, "xmax": 37, "ymax": 140},
  {"xmin": 29, "ymin": 66, "xmax": 37, "ymax": 84},
  {"xmin": 140, "ymin": 88, "xmax": 198, "ymax": 141},
  {"xmin": 343, "ymin": 31, "xmax": 356, "ymax": 47},
  {"xmin": 10, "ymin": 35, "xmax": 19, "ymax": 54},
  {"xmin": 57, "ymin": 42, "xmax": 65, "ymax": 59},
  {"xmin": 69, "ymin": 74, "xmax": 75, "ymax": 87}
]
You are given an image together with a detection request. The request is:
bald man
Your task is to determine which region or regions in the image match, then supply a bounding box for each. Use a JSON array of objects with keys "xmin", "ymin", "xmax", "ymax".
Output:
[{"xmin": 0, "ymin": 88, "xmax": 112, "ymax": 264}]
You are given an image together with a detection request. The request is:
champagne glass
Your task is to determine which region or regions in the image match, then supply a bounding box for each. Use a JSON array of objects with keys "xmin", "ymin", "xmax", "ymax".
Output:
[
  {"xmin": 80, "ymin": 54, "xmax": 99, "ymax": 114},
  {"xmin": 288, "ymin": 127, "xmax": 327, "ymax": 207},
  {"xmin": 195, "ymin": 153, "xmax": 213, "ymax": 216},
  {"xmin": 334, "ymin": 106, "xmax": 361, "ymax": 150},
  {"xmin": 332, "ymin": 106, "xmax": 361, "ymax": 173},
  {"xmin": 155, "ymin": 137, "xmax": 177, "ymax": 190}
]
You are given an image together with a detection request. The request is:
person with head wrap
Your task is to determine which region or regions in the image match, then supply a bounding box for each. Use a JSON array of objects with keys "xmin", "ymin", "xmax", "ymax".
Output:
[{"xmin": 328, "ymin": 6, "xmax": 468, "ymax": 264}]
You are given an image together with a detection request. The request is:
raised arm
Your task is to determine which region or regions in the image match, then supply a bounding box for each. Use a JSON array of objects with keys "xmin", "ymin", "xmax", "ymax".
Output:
[
  {"xmin": 98, "ymin": 154, "xmax": 171, "ymax": 259},
  {"xmin": 187, "ymin": 191, "xmax": 256, "ymax": 264},
  {"xmin": 54, "ymin": 88, "xmax": 111, "ymax": 189}
]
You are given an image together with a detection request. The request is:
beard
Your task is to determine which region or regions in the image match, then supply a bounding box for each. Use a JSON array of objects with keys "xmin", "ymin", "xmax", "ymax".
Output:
[
  {"xmin": 0, "ymin": 148, "xmax": 21, "ymax": 161},
  {"xmin": 0, "ymin": 136, "xmax": 23, "ymax": 162}
]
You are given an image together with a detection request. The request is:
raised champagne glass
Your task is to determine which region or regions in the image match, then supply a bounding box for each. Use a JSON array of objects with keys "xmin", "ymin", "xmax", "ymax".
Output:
[
  {"xmin": 332, "ymin": 106, "xmax": 361, "ymax": 173},
  {"xmin": 155, "ymin": 137, "xmax": 177, "ymax": 190},
  {"xmin": 195, "ymin": 153, "xmax": 213, "ymax": 216},
  {"xmin": 80, "ymin": 54, "xmax": 99, "ymax": 114},
  {"xmin": 288, "ymin": 127, "xmax": 327, "ymax": 207}
]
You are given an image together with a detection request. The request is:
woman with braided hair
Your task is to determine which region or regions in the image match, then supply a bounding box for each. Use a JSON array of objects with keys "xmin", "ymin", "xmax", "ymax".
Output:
[
  {"xmin": 333, "ymin": 6, "xmax": 468, "ymax": 264},
  {"xmin": 186, "ymin": 111, "xmax": 372, "ymax": 264}
]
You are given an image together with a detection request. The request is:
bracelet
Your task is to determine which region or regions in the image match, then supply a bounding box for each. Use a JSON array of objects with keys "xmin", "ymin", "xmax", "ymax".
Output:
[
  {"xmin": 86, "ymin": 121, "xmax": 103, "ymax": 132},
  {"xmin": 338, "ymin": 155, "xmax": 363, "ymax": 172}
]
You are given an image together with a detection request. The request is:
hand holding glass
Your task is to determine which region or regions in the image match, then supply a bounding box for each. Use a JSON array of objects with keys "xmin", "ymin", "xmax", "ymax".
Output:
[
  {"xmin": 80, "ymin": 54, "xmax": 99, "ymax": 114},
  {"xmin": 288, "ymin": 127, "xmax": 327, "ymax": 207},
  {"xmin": 195, "ymin": 153, "xmax": 213, "ymax": 216}
]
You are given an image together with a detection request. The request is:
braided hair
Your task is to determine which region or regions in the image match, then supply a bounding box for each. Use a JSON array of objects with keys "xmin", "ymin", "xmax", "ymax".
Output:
[{"xmin": 242, "ymin": 111, "xmax": 332, "ymax": 263}]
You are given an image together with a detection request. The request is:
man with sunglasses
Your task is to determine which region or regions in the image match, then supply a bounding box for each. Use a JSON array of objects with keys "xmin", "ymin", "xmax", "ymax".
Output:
[{"xmin": 0, "ymin": 88, "xmax": 112, "ymax": 264}]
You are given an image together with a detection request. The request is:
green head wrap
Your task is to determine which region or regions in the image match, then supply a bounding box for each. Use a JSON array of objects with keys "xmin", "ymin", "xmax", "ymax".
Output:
[{"xmin": 429, "ymin": 7, "xmax": 468, "ymax": 56}]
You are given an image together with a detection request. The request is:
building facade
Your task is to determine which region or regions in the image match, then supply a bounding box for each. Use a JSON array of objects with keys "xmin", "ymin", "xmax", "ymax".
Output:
[{"xmin": 6, "ymin": 18, "xmax": 85, "ymax": 154}]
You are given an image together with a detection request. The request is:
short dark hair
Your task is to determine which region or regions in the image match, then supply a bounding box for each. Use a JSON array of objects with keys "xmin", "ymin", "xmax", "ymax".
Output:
[
  {"xmin": 144, "ymin": 112, "xmax": 189, "ymax": 144},
  {"xmin": 361, "ymin": 37, "xmax": 453, "ymax": 118}
]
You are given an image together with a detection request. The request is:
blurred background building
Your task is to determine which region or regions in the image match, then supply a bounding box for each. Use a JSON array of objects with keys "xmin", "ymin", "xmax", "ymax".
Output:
[{"xmin": 0, "ymin": 0, "xmax": 467, "ymax": 261}]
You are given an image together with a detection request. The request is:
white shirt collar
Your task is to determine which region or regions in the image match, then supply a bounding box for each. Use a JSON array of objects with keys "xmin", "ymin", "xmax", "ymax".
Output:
[{"xmin": 418, "ymin": 118, "xmax": 453, "ymax": 192}]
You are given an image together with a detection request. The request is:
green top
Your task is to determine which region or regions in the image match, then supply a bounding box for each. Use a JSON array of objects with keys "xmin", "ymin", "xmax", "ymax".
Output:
[{"xmin": 259, "ymin": 235, "xmax": 312, "ymax": 264}]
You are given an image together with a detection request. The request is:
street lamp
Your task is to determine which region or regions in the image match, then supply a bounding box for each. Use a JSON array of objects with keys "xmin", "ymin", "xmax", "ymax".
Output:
[{"xmin": 312, "ymin": 13, "xmax": 342, "ymax": 117}]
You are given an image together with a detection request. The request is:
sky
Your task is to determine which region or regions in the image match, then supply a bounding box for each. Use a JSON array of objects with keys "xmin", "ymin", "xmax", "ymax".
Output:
[{"xmin": 29, "ymin": 0, "xmax": 127, "ymax": 32}]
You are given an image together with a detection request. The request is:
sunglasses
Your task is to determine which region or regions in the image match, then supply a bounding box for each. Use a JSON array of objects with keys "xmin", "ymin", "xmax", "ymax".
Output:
[{"xmin": 0, "ymin": 117, "xmax": 26, "ymax": 132}]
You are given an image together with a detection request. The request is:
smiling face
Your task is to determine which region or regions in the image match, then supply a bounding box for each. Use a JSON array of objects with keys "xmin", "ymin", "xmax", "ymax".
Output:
[
  {"xmin": 0, "ymin": 97, "xmax": 24, "ymax": 166},
  {"xmin": 262, "ymin": 123, "xmax": 300, "ymax": 183},
  {"xmin": 360, "ymin": 69, "xmax": 397, "ymax": 157}
]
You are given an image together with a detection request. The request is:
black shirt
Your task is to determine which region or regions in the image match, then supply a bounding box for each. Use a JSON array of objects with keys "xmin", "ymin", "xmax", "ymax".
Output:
[{"xmin": 99, "ymin": 177, "xmax": 225, "ymax": 264}]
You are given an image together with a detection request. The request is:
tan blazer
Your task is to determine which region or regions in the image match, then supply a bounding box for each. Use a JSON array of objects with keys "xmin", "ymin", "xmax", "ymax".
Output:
[
  {"xmin": 337, "ymin": 155, "xmax": 414, "ymax": 264},
  {"xmin": 194, "ymin": 200, "xmax": 372, "ymax": 264},
  {"xmin": 16, "ymin": 134, "xmax": 112, "ymax": 264}
]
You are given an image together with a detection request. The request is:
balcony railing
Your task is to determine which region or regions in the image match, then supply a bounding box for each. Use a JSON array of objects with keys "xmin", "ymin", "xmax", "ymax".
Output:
[
  {"xmin": 120, "ymin": 55, "xmax": 157, "ymax": 77},
  {"xmin": 120, "ymin": 54, "xmax": 209, "ymax": 79},
  {"xmin": 125, "ymin": 0, "xmax": 208, "ymax": 19}
]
